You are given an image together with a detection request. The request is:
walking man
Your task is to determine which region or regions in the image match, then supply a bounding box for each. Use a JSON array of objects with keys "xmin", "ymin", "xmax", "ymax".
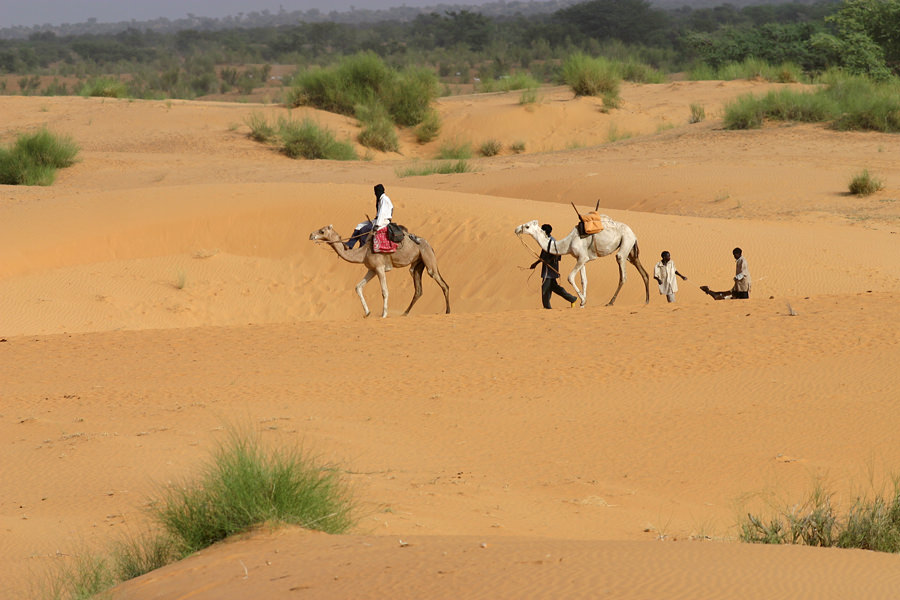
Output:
[{"xmin": 530, "ymin": 224, "xmax": 578, "ymax": 309}]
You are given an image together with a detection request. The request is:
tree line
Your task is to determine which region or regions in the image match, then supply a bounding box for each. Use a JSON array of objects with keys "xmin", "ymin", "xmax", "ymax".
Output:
[{"xmin": 2, "ymin": 0, "xmax": 899, "ymax": 100}]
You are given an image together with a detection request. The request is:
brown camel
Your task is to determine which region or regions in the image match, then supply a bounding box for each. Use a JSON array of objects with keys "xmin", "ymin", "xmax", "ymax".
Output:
[{"xmin": 309, "ymin": 224, "xmax": 450, "ymax": 318}]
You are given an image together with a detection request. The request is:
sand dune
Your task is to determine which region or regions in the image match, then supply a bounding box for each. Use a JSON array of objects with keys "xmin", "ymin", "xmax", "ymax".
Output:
[{"xmin": 2, "ymin": 80, "xmax": 900, "ymax": 599}]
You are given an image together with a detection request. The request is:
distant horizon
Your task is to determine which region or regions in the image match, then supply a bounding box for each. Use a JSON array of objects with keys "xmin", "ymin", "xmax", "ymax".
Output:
[{"xmin": 0, "ymin": 0, "xmax": 503, "ymax": 28}]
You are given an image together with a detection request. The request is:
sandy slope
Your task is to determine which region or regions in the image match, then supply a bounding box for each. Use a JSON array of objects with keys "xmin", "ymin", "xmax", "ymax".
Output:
[{"xmin": 2, "ymin": 81, "xmax": 900, "ymax": 599}]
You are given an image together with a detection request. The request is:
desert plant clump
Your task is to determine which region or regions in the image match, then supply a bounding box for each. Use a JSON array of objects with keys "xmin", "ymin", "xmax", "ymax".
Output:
[
  {"xmin": 278, "ymin": 118, "xmax": 357, "ymax": 160},
  {"xmin": 355, "ymin": 102, "xmax": 399, "ymax": 152},
  {"xmin": 245, "ymin": 111, "xmax": 277, "ymax": 143},
  {"xmin": 510, "ymin": 141, "xmax": 526, "ymax": 154},
  {"xmin": 562, "ymin": 52, "xmax": 621, "ymax": 100},
  {"xmin": 741, "ymin": 480, "xmax": 900, "ymax": 553},
  {"xmin": 414, "ymin": 109, "xmax": 441, "ymax": 144},
  {"xmin": 436, "ymin": 140, "xmax": 472, "ymax": 160},
  {"xmin": 479, "ymin": 139, "xmax": 502, "ymax": 157},
  {"xmin": 79, "ymin": 77, "xmax": 129, "ymax": 98},
  {"xmin": 42, "ymin": 429, "xmax": 356, "ymax": 599},
  {"xmin": 848, "ymin": 169, "xmax": 884, "ymax": 196},
  {"xmin": 0, "ymin": 128, "xmax": 79, "ymax": 186},
  {"xmin": 689, "ymin": 103, "xmax": 706, "ymax": 123},
  {"xmin": 396, "ymin": 160, "xmax": 471, "ymax": 177}
]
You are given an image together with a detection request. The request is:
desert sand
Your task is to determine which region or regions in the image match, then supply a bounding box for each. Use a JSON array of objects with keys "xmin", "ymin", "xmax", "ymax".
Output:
[{"xmin": 2, "ymin": 80, "xmax": 900, "ymax": 599}]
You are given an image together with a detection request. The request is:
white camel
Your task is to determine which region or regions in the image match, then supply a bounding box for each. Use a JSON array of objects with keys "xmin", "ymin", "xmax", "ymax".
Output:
[{"xmin": 514, "ymin": 217, "xmax": 650, "ymax": 307}]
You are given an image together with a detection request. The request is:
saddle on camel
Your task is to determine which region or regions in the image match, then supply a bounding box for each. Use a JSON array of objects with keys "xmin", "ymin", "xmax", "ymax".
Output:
[
  {"xmin": 572, "ymin": 201, "xmax": 605, "ymax": 237},
  {"xmin": 373, "ymin": 222, "xmax": 406, "ymax": 253}
]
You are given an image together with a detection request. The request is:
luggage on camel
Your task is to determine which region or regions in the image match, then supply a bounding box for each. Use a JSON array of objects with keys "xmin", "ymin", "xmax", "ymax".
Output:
[
  {"xmin": 572, "ymin": 201, "xmax": 605, "ymax": 237},
  {"xmin": 373, "ymin": 226, "xmax": 399, "ymax": 253}
]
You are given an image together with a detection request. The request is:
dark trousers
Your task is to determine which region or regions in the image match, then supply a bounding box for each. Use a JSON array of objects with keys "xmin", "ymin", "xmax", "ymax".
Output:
[
  {"xmin": 347, "ymin": 222, "xmax": 373, "ymax": 249},
  {"xmin": 541, "ymin": 277, "xmax": 577, "ymax": 309},
  {"xmin": 733, "ymin": 290, "xmax": 749, "ymax": 299}
]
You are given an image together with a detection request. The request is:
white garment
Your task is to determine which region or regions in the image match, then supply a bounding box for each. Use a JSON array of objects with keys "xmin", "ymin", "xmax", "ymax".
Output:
[
  {"xmin": 374, "ymin": 193, "xmax": 393, "ymax": 227},
  {"xmin": 654, "ymin": 260, "xmax": 679, "ymax": 295}
]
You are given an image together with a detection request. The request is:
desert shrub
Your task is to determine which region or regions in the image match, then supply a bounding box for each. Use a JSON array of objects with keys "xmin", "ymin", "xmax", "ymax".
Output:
[
  {"xmin": 519, "ymin": 87, "xmax": 538, "ymax": 105},
  {"xmin": 690, "ymin": 58, "xmax": 805, "ymax": 83},
  {"xmin": 724, "ymin": 89, "xmax": 838, "ymax": 129},
  {"xmin": 480, "ymin": 139, "xmax": 502, "ymax": 157},
  {"xmin": 245, "ymin": 111, "xmax": 276, "ymax": 143},
  {"xmin": 278, "ymin": 118, "xmax": 357, "ymax": 160},
  {"xmin": 288, "ymin": 52, "xmax": 437, "ymax": 128},
  {"xmin": 617, "ymin": 60, "xmax": 666, "ymax": 83},
  {"xmin": 396, "ymin": 160, "xmax": 471, "ymax": 177},
  {"xmin": 355, "ymin": 102, "xmax": 399, "ymax": 152},
  {"xmin": 436, "ymin": 140, "xmax": 472, "ymax": 159},
  {"xmin": 414, "ymin": 109, "xmax": 441, "ymax": 143},
  {"xmin": 689, "ymin": 103, "xmax": 706, "ymax": 123},
  {"xmin": 0, "ymin": 128, "xmax": 79, "ymax": 185},
  {"xmin": 848, "ymin": 169, "xmax": 884, "ymax": 196},
  {"xmin": 562, "ymin": 53, "xmax": 621, "ymax": 99},
  {"xmin": 152, "ymin": 430, "xmax": 355, "ymax": 554},
  {"xmin": 79, "ymin": 77, "xmax": 129, "ymax": 98},
  {"xmin": 741, "ymin": 480, "xmax": 900, "ymax": 552},
  {"xmin": 497, "ymin": 73, "xmax": 541, "ymax": 91},
  {"xmin": 510, "ymin": 140, "xmax": 526, "ymax": 154}
]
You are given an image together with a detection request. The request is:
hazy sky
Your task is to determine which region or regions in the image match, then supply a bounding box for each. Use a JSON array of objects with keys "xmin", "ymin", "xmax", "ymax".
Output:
[{"xmin": 2, "ymin": 0, "xmax": 493, "ymax": 28}]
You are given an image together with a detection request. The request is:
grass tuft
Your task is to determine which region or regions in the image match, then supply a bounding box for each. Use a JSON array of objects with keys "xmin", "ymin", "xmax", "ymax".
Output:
[
  {"xmin": 562, "ymin": 53, "xmax": 621, "ymax": 100},
  {"xmin": 278, "ymin": 118, "xmax": 357, "ymax": 160},
  {"xmin": 0, "ymin": 128, "xmax": 79, "ymax": 186},
  {"xmin": 848, "ymin": 169, "xmax": 884, "ymax": 196},
  {"xmin": 396, "ymin": 160, "xmax": 471, "ymax": 177},
  {"xmin": 479, "ymin": 139, "xmax": 502, "ymax": 157}
]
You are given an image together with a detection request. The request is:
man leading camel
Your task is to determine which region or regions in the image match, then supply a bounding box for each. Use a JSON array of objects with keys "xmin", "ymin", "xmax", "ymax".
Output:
[{"xmin": 529, "ymin": 223, "xmax": 578, "ymax": 309}]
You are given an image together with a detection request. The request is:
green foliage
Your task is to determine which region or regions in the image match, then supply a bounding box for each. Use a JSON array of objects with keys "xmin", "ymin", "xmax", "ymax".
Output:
[
  {"xmin": 510, "ymin": 140, "xmax": 526, "ymax": 154},
  {"xmin": 79, "ymin": 77, "xmax": 129, "ymax": 98},
  {"xmin": 690, "ymin": 57, "xmax": 806, "ymax": 82},
  {"xmin": 288, "ymin": 52, "xmax": 438, "ymax": 128},
  {"xmin": 822, "ymin": 0, "xmax": 900, "ymax": 79},
  {"xmin": 723, "ymin": 74, "xmax": 900, "ymax": 133},
  {"xmin": 689, "ymin": 103, "xmax": 706, "ymax": 123},
  {"xmin": 616, "ymin": 60, "xmax": 666, "ymax": 83},
  {"xmin": 848, "ymin": 169, "xmax": 884, "ymax": 196},
  {"xmin": 0, "ymin": 128, "xmax": 79, "ymax": 186},
  {"xmin": 355, "ymin": 102, "xmax": 399, "ymax": 152},
  {"xmin": 562, "ymin": 52, "xmax": 621, "ymax": 99},
  {"xmin": 741, "ymin": 480, "xmax": 900, "ymax": 553},
  {"xmin": 554, "ymin": 0, "xmax": 669, "ymax": 46},
  {"xmin": 153, "ymin": 430, "xmax": 355, "ymax": 554},
  {"xmin": 396, "ymin": 160, "xmax": 471, "ymax": 177},
  {"xmin": 436, "ymin": 139, "xmax": 472, "ymax": 159},
  {"xmin": 278, "ymin": 118, "xmax": 357, "ymax": 160},
  {"xmin": 414, "ymin": 109, "xmax": 441, "ymax": 143},
  {"xmin": 244, "ymin": 111, "xmax": 277, "ymax": 143}
]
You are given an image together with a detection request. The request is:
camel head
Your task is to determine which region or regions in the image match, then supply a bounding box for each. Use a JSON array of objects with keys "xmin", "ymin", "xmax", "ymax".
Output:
[
  {"xmin": 514, "ymin": 220, "xmax": 543, "ymax": 238},
  {"xmin": 309, "ymin": 224, "xmax": 340, "ymax": 244}
]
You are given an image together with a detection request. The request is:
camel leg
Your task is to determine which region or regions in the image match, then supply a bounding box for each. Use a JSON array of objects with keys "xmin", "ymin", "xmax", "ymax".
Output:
[
  {"xmin": 403, "ymin": 262, "xmax": 425, "ymax": 316},
  {"xmin": 428, "ymin": 267, "xmax": 451, "ymax": 314},
  {"xmin": 628, "ymin": 247, "xmax": 650, "ymax": 304},
  {"xmin": 375, "ymin": 266, "xmax": 389, "ymax": 318},
  {"xmin": 355, "ymin": 270, "xmax": 376, "ymax": 318},
  {"xmin": 607, "ymin": 252, "xmax": 628, "ymax": 306},
  {"xmin": 567, "ymin": 261, "xmax": 588, "ymax": 307}
]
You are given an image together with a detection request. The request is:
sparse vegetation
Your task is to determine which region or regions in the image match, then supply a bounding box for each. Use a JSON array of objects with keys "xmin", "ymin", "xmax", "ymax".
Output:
[
  {"xmin": 723, "ymin": 74, "xmax": 900, "ymax": 132},
  {"xmin": 562, "ymin": 53, "xmax": 621, "ymax": 100},
  {"xmin": 848, "ymin": 169, "xmax": 884, "ymax": 196},
  {"xmin": 355, "ymin": 102, "xmax": 399, "ymax": 152},
  {"xmin": 0, "ymin": 128, "xmax": 79, "ymax": 186},
  {"xmin": 510, "ymin": 141, "xmax": 526, "ymax": 154},
  {"xmin": 689, "ymin": 103, "xmax": 706, "ymax": 123},
  {"xmin": 79, "ymin": 77, "xmax": 129, "ymax": 98},
  {"xmin": 436, "ymin": 140, "xmax": 472, "ymax": 160},
  {"xmin": 278, "ymin": 118, "xmax": 357, "ymax": 160},
  {"xmin": 43, "ymin": 429, "xmax": 355, "ymax": 600},
  {"xmin": 414, "ymin": 109, "xmax": 442, "ymax": 144},
  {"xmin": 245, "ymin": 111, "xmax": 277, "ymax": 143},
  {"xmin": 396, "ymin": 160, "xmax": 471, "ymax": 177},
  {"xmin": 741, "ymin": 480, "xmax": 900, "ymax": 553},
  {"xmin": 479, "ymin": 139, "xmax": 502, "ymax": 157}
]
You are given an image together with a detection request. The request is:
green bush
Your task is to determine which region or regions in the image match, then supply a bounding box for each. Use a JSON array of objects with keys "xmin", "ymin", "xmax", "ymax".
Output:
[
  {"xmin": 396, "ymin": 160, "xmax": 471, "ymax": 177},
  {"xmin": 288, "ymin": 52, "xmax": 438, "ymax": 128},
  {"xmin": 355, "ymin": 102, "xmax": 399, "ymax": 152},
  {"xmin": 79, "ymin": 77, "xmax": 129, "ymax": 98},
  {"xmin": 741, "ymin": 480, "xmax": 900, "ymax": 552},
  {"xmin": 414, "ymin": 109, "xmax": 441, "ymax": 143},
  {"xmin": 278, "ymin": 118, "xmax": 357, "ymax": 160},
  {"xmin": 153, "ymin": 431, "xmax": 355, "ymax": 553},
  {"xmin": 245, "ymin": 111, "xmax": 277, "ymax": 143},
  {"xmin": 0, "ymin": 128, "xmax": 79, "ymax": 185},
  {"xmin": 562, "ymin": 53, "xmax": 621, "ymax": 99},
  {"xmin": 848, "ymin": 169, "xmax": 884, "ymax": 196},
  {"xmin": 436, "ymin": 140, "xmax": 472, "ymax": 159}
]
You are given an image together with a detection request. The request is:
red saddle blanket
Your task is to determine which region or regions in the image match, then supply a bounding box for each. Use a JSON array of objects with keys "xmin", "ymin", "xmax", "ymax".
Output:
[{"xmin": 373, "ymin": 226, "xmax": 398, "ymax": 253}]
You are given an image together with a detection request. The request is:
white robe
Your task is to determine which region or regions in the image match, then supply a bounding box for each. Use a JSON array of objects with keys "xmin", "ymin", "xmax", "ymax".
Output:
[{"xmin": 654, "ymin": 260, "xmax": 678, "ymax": 295}]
